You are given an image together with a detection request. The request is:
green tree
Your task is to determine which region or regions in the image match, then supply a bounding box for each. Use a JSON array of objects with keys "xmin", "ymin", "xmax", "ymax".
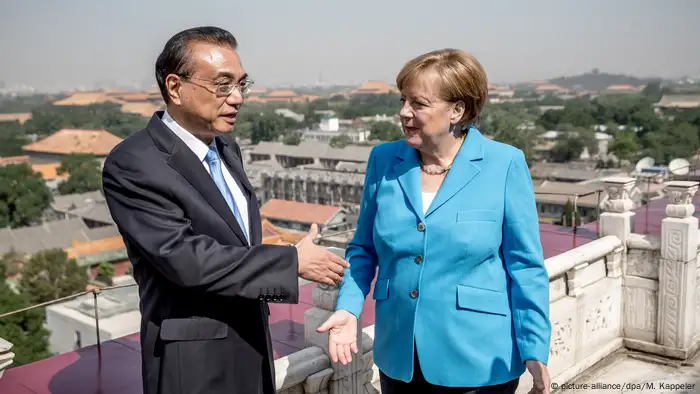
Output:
[
  {"xmin": 330, "ymin": 134, "xmax": 352, "ymax": 148},
  {"xmin": 608, "ymin": 130, "xmax": 640, "ymax": 162},
  {"xmin": 369, "ymin": 121, "xmax": 403, "ymax": 141},
  {"xmin": 251, "ymin": 114, "xmax": 285, "ymax": 144},
  {"xmin": 282, "ymin": 134, "xmax": 301, "ymax": 145},
  {"xmin": 550, "ymin": 134, "xmax": 586, "ymax": 163},
  {"xmin": 0, "ymin": 250, "xmax": 25, "ymax": 278},
  {"xmin": 484, "ymin": 110, "xmax": 541, "ymax": 162},
  {"xmin": 56, "ymin": 154, "xmax": 103, "ymax": 195},
  {"xmin": 96, "ymin": 263, "xmax": 115, "ymax": 285},
  {"xmin": 0, "ymin": 121, "xmax": 29, "ymax": 157},
  {"xmin": 22, "ymin": 102, "xmax": 147, "ymax": 138},
  {"xmin": 0, "ymin": 276, "xmax": 51, "ymax": 366},
  {"xmin": 18, "ymin": 249, "xmax": 88, "ymax": 304},
  {"xmin": 0, "ymin": 164, "xmax": 52, "ymax": 228},
  {"xmin": 562, "ymin": 199, "xmax": 581, "ymax": 227}
]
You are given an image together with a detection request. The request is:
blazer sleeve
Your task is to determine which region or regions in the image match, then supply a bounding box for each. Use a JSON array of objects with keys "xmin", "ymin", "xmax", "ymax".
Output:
[
  {"xmin": 335, "ymin": 147, "xmax": 380, "ymax": 318},
  {"xmin": 101, "ymin": 150, "xmax": 299, "ymax": 303},
  {"xmin": 502, "ymin": 149, "xmax": 551, "ymax": 365}
]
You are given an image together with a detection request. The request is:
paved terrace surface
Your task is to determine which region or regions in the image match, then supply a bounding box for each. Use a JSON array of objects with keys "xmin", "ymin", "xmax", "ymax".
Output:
[
  {"xmin": 558, "ymin": 349, "xmax": 700, "ymax": 393},
  {"xmin": 0, "ymin": 217, "xmax": 653, "ymax": 393}
]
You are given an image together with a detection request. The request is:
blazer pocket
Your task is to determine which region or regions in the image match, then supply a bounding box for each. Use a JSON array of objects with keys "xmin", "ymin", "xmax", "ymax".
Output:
[
  {"xmin": 456, "ymin": 209, "xmax": 498, "ymax": 223},
  {"xmin": 372, "ymin": 278, "xmax": 389, "ymax": 300},
  {"xmin": 160, "ymin": 317, "xmax": 229, "ymax": 341},
  {"xmin": 456, "ymin": 284, "xmax": 508, "ymax": 316}
]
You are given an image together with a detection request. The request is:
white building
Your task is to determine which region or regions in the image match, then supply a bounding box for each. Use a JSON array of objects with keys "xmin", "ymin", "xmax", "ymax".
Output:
[
  {"xmin": 45, "ymin": 276, "xmax": 140, "ymax": 355},
  {"xmin": 319, "ymin": 116, "xmax": 339, "ymax": 132}
]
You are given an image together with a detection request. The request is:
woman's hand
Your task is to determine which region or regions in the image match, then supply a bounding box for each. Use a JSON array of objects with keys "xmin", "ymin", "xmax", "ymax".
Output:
[
  {"xmin": 526, "ymin": 360, "xmax": 551, "ymax": 394},
  {"xmin": 316, "ymin": 309, "xmax": 359, "ymax": 365}
]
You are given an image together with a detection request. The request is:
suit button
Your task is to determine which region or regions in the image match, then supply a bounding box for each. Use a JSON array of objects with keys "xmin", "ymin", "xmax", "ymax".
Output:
[
  {"xmin": 410, "ymin": 289, "xmax": 418, "ymax": 298},
  {"xmin": 414, "ymin": 255, "xmax": 423, "ymax": 264},
  {"xmin": 417, "ymin": 222, "xmax": 425, "ymax": 232}
]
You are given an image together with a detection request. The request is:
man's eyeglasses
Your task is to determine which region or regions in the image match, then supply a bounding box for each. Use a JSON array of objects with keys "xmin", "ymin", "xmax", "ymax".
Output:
[{"xmin": 178, "ymin": 74, "xmax": 254, "ymax": 98}]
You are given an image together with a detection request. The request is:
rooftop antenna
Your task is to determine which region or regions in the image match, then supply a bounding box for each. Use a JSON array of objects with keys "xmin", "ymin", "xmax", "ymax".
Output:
[
  {"xmin": 635, "ymin": 156, "xmax": 655, "ymax": 172},
  {"xmin": 669, "ymin": 157, "xmax": 691, "ymax": 176}
]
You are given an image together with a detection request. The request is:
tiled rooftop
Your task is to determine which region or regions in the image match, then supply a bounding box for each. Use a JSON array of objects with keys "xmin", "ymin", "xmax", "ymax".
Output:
[
  {"xmin": 260, "ymin": 199, "xmax": 342, "ymax": 226},
  {"xmin": 22, "ymin": 129, "xmax": 123, "ymax": 156}
]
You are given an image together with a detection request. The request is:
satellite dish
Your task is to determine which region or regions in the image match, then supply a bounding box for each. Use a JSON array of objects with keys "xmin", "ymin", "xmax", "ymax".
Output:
[
  {"xmin": 669, "ymin": 158, "xmax": 691, "ymax": 175},
  {"xmin": 635, "ymin": 157, "xmax": 655, "ymax": 172}
]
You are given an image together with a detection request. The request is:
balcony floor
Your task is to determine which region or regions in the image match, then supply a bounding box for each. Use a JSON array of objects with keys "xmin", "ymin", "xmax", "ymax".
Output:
[
  {"xmin": 552, "ymin": 350, "xmax": 700, "ymax": 394},
  {"xmin": 0, "ymin": 281, "xmax": 378, "ymax": 394}
]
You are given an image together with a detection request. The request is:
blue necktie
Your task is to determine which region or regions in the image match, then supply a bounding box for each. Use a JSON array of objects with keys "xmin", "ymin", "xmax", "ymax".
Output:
[{"xmin": 205, "ymin": 146, "xmax": 249, "ymax": 243}]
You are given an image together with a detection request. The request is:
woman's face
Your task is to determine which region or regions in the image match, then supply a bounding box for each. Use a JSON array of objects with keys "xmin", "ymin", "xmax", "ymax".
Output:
[{"xmin": 399, "ymin": 70, "xmax": 461, "ymax": 149}]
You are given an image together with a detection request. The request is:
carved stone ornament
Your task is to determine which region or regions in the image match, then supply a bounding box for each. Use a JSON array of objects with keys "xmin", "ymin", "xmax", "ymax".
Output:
[
  {"xmin": 664, "ymin": 181, "xmax": 699, "ymax": 205},
  {"xmin": 664, "ymin": 181, "xmax": 699, "ymax": 219},
  {"xmin": 601, "ymin": 176, "xmax": 637, "ymax": 213}
]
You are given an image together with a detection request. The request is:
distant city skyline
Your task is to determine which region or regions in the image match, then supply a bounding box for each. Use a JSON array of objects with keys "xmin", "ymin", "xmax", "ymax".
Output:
[{"xmin": 1, "ymin": 0, "xmax": 699, "ymax": 93}]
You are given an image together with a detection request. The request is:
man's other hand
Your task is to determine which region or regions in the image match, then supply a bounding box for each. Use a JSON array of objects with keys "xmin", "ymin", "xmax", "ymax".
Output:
[{"xmin": 295, "ymin": 224, "xmax": 350, "ymax": 285}]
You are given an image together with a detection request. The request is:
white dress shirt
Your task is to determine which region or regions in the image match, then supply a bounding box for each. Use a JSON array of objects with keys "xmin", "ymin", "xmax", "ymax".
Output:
[{"xmin": 162, "ymin": 110, "xmax": 250, "ymax": 244}]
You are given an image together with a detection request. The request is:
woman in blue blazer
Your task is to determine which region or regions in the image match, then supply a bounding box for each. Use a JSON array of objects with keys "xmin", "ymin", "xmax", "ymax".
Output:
[{"xmin": 317, "ymin": 49, "xmax": 551, "ymax": 394}]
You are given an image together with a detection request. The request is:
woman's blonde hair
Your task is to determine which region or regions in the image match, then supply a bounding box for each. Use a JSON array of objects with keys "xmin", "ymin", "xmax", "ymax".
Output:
[{"xmin": 396, "ymin": 48, "xmax": 488, "ymax": 129}]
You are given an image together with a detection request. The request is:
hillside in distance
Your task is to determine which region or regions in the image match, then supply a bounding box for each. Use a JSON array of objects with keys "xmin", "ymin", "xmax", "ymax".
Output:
[{"xmin": 545, "ymin": 69, "xmax": 662, "ymax": 91}]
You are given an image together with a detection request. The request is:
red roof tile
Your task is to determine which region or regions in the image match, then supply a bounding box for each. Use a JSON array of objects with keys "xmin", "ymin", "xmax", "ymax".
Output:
[
  {"xmin": 23, "ymin": 129, "xmax": 123, "ymax": 156},
  {"xmin": 260, "ymin": 199, "xmax": 342, "ymax": 226}
]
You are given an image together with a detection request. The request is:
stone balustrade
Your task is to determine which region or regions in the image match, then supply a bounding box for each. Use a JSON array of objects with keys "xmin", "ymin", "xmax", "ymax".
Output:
[
  {"xmin": 2, "ymin": 179, "xmax": 699, "ymax": 393},
  {"xmin": 0, "ymin": 338, "xmax": 14, "ymax": 379}
]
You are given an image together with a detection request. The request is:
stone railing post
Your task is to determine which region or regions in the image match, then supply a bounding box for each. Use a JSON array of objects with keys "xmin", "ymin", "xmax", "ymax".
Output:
[
  {"xmin": 0, "ymin": 337, "xmax": 14, "ymax": 379},
  {"xmin": 599, "ymin": 176, "xmax": 636, "ymax": 276},
  {"xmin": 303, "ymin": 247, "xmax": 375, "ymax": 394},
  {"xmin": 599, "ymin": 176, "xmax": 636, "ymax": 242},
  {"xmin": 658, "ymin": 181, "xmax": 699, "ymax": 353}
]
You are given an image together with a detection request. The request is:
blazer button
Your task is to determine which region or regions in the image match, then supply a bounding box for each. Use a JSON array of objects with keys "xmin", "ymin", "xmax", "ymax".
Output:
[
  {"xmin": 410, "ymin": 289, "xmax": 418, "ymax": 298},
  {"xmin": 414, "ymin": 255, "xmax": 423, "ymax": 264},
  {"xmin": 417, "ymin": 222, "xmax": 425, "ymax": 232}
]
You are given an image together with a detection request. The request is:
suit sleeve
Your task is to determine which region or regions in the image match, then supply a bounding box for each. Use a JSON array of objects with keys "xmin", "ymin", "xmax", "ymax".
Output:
[
  {"xmin": 502, "ymin": 149, "xmax": 551, "ymax": 365},
  {"xmin": 101, "ymin": 150, "xmax": 299, "ymax": 303},
  {"xmin": 335, "ymin": 147, "xmax": 380, "ymax": 318}
]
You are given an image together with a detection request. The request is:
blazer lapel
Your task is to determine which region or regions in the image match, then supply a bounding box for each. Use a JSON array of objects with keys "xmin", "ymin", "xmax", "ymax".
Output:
[
  {"xmin": 147, "ymin": 114, "xmax": 249, "ymax": 245},
  {"xmin": 216, "ymin": 137, "xmax": 254, "ymax": 196},
  {"xmin": 394, "ymin": 143, "xmax": 424, "ymax": 220},
  {"xmin": 425, "ymin": 128, "xmax": 484, "ymax": 218},
  {"xmin": 215, "ymin": 137, "xmax": 260, "ymax": 243}
]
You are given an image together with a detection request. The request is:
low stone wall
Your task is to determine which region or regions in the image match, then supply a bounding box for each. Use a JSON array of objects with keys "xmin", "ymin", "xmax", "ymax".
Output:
[
  {"xmin": 534, "ymin": 235, "xmax": 625, "ymax": 390},
  {"xmin": 0, "ymin": 338, "xmax": 13, "ymax": 379}
]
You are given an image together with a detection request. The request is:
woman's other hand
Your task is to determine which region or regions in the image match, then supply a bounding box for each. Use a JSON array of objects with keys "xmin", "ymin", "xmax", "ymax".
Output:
[{"xmin": 317, "ymin": 309, "xmax": 359, "ymax": 365}]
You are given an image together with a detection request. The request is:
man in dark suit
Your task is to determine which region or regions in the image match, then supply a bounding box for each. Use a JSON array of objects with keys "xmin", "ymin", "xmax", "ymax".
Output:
[{"xmin": 101, "ymin": 26, "xmax": 349, "ymax": 394}]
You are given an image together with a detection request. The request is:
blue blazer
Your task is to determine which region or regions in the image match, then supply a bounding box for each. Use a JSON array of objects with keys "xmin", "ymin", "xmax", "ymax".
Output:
[{"xmin": 335, "ymin": 128, "xmax": 551, "ymax": 387}]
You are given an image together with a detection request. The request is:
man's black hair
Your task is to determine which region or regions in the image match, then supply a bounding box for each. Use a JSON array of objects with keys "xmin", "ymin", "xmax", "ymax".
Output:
[{"xmin": 155, "ymin": 26, "xmax": 238, "ymax": 103}]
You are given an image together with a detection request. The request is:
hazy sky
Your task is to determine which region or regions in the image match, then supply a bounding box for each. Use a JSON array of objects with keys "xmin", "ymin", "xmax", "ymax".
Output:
[{"xmin": 1, "ymin": 0, "xmax": 698, "ymax": 91}]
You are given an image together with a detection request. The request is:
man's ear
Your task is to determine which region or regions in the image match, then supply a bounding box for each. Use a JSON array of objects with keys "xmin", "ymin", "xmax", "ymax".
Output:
[{"xmin": 165, "ymin": 74, "xmax": 183, "ymax": 105}]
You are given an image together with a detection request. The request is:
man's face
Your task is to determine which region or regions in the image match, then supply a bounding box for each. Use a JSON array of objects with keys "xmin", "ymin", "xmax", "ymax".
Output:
[{"xmin": 168, "ymin": 42, "xmax": 247, "ymax": 136}]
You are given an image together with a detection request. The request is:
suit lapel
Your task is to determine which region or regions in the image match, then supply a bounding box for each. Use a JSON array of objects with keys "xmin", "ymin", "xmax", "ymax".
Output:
[
  {"xmin": 215, "ymin": 137, "xmax": 262, "ymax": 244},
  {"xmin": 394, "ymin": 143, "xmax": 424, "ymax": 220},
  {"xmin": 425, "ymin": 127, "xmax": 485, "ymax": 218},
  {"xmin": 167, "ymin": 143, "xmax": 249, "ymax": 245},
  {"xmin": 216, "ymin": 137, "xmax": 254, "ymax": 196},
  {"xmin": 146, "ymin": 114, "xmax": 249, "ymax": 245}
]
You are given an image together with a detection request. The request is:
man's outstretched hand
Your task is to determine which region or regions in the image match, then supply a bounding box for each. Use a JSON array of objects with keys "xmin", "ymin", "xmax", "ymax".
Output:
[{"xmin": 296, "ymin": 223, "xmax": 349, "ymax": 285}]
